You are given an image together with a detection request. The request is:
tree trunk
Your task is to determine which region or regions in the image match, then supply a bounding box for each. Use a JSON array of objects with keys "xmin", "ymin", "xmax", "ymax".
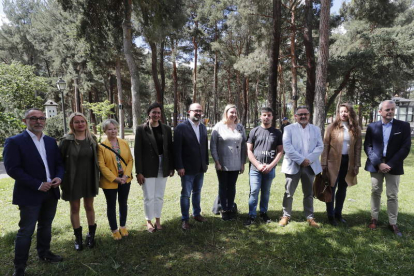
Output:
[
  {"xmin": 268, "ymin": 0, "xmax": 282, "ymax": 127},
  {"xmin": 116, "ymin": 57, "xmax": 125, "ymax": 139},
  {"xmin": 159, "ymin": 41, "xmax": 166, "ymax": 123},
  {"xmin": 171, "ymin": 38, "xmax": 179, "ymax": 127},
  {"xmin": 304, "ymin": 0, "xmax": 316, "ymax": 116},
  {"xmin": 313, "ymin": 0, "xmax": 330, "ymax": 135},
  {"xmin": 74, "ymin": 77, "xmax": 81, "ymax": 112},
  {"xmin": 290, "ymin": 0, "xmax": 298, "ymax": 112},
  {"xmin": 123, "ymin": 0, "xmax": 141, "ymax": 132},
  {"xmin": 242, "ymin": 77, "xmax": 249, "ymax": 126},
  {"xmin": 192, "ymin": 20, "xmax": 199, "ymax": 103},
  {"xmin": 149, "ymin": 41, "xmax": 162, "ymax": 103},
  {"xmin": 255, "ymin": 77, "xmax": 259, "ymax": 125},
  {"xmin": 227, "ymin": 67, "xmax": 232, "ymax": 103},
  {"xmin": 213, "ymin": 22, "xmax": 219, "ymax": 125},
  {"xmin": 89, "ymin": 89, "xmax": 97, "ymax": 134}
]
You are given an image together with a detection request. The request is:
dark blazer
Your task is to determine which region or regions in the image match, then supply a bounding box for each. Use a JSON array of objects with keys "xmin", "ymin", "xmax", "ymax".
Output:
[
  {"xmin": 3, "ymin": 130, "xmax": 64, "ymax": 206},
  {"xmin": 174, "ymin": 119, "xmax": 209, "ymax": 175},
  {"xmin": 135, "ymin": 122, "xmax": 174, "ymax": 178},
  {"xmin": 364, "ymin": 119, "xmax": 411, "ymax": 175}
]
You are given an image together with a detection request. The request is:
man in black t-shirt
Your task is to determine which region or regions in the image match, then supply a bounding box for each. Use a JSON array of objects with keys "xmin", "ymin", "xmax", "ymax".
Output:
[{"xmin": 244, "ymin": 107, "xmax": 283, "ymax": 226}]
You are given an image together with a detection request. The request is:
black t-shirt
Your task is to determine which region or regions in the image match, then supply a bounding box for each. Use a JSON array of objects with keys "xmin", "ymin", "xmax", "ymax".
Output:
[
  {"xmin": 152, "ymin": 124, "xmax": 164, "ymax": 155},
  {"xmin": 247, "ymin": 126, "xmax": 282, "ymax": 171}
]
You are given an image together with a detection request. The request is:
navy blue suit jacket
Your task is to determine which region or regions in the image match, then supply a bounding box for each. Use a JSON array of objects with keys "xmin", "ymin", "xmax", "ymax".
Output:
[
  {"xmin": 174, "ymin": 120, "xmax": 209, "ymax": 175},
  {"xmin": 3, "ymin": 130, "xmax": 64, "ymax": 206},
  {"xmin": 364, "ymin": 119, "xmax": 411, "ymax": 175}
]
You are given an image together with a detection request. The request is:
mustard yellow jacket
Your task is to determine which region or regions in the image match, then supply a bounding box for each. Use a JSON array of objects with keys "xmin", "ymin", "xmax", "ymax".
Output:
[{"xmin": 98, "ymin": 138, "xmax": 133, "ymax": 189}]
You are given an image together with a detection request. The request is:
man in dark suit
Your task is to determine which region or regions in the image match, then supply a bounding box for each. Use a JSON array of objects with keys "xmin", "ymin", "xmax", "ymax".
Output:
[
  {"xmin": 174, "ymin": 103, "xmax": 209, "ymax": 230},
  {"xmin": 3, "ymin": 108, "xmax": 65, "ymax": 276},
  {"xmin": 364, "ymin": 100, "xmax": 411, "ymax": 237}
]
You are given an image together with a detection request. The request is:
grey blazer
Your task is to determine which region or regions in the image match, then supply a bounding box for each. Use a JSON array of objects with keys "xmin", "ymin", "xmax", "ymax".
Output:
[{"xmin": 210, "ymin": 122, "xmax": 247, "ymax": 171}]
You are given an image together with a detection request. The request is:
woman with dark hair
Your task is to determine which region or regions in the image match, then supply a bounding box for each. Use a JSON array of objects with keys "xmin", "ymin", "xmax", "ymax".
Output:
[
  {"xmin": 135, "ymin": 103, "xmax": 174, "ymax": 232},
  {"xmin": 59, "ymin": 112, "xmax": 99, "ymax": 250},
  {"xmin": 321, "ymin": 103, "xmax": 362, "ymax": 226},
  {"xmin": 98, "ymin": 119, "xmax": 133, "ymax": 240},
  {"xmin": 210, "ymin": 104, "xmax": 247, "ymax": 220}
]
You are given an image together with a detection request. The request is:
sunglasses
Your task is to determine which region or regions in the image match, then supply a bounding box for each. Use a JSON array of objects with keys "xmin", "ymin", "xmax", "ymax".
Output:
[{"xmin": 296, "ymin": 113, "xmax": 309, "ymax": 117}]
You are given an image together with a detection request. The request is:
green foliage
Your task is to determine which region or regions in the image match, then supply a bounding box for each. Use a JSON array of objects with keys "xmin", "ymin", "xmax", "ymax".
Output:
[
  {"xmin": 0, "ymin": 62, "xmax": 47, "ymax": 111},
  {"xmin": 83, "ymin": 100, "xmax": 115, "ymax": 121},
  {"xmin": 0, "ymin": 111, "xmax": 26, "ymax": 145},
  {"xmin": 44, "ymin": 113, "xmax": 66, "ymax": 139}
]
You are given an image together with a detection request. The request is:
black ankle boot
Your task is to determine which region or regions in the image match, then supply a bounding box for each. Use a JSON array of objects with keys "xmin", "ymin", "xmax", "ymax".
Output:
[
  {"xmin": 74, "ymin": 226, "xmax": 83, "ymax": 251},
  {"xmin": 85, "ymin": 223, "xmax": 97, "ymax": 248},
  {"xmin": 328, "ymin": 216, "xmax": 338, "ymax": 226}
]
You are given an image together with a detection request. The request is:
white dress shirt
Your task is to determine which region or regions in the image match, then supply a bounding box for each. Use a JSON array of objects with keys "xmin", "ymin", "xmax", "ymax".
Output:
[
  {"xmin": 299, "ymin": 123, "xmax": 310, "ymax": 156},
  {"xmin": 26, "ymin": 129, "xmax": 51, "ymax": 186},
  {"xmin": 189, "ymin": 119, "xmax": 201, "ymax": 143}
]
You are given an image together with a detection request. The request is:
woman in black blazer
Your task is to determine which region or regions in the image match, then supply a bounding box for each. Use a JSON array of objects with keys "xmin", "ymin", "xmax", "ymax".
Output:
[{"xmin": 135, "ymin": 102, "xmax": 174, "ymax": 232}]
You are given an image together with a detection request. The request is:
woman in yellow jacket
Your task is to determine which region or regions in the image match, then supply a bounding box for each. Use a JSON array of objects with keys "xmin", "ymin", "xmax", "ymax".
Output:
[{"xmin": 98, "ymin": 119, "xmax": 133, "ymax": 240}]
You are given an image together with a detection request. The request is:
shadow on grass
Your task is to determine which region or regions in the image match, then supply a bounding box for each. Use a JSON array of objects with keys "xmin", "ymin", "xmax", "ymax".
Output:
[{"xmin": 1, "ymin": 209, "xmax": 414, "ymax": 276}]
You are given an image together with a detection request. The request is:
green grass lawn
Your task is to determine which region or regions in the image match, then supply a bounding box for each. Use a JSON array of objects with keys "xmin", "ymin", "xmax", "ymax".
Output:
[{"xmin": 1, "ymin": 143, "xmax": 413, "ymax": 275}]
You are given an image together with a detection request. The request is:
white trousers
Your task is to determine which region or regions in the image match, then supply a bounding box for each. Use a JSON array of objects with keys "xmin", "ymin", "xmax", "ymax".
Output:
[{"xmin": 141, "ymin": 156, "xmax": 167, "ymax": 220}]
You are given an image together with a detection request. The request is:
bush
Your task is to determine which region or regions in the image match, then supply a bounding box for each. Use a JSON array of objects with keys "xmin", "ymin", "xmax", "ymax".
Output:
[
  {"xmin": 44, "ymin": 113, "xmax": 66, "ymax": 139},
  {"xmin": 0, "ymin": 111, "xmax": 26, "ymax": 146}
]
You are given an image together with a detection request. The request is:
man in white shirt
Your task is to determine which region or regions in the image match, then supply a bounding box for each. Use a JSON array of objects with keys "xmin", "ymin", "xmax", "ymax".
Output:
[
  {"xmin": 279, "ymin": 106, "xmax": 324, "ymax": 228},
  {"xmin": 3, "ymin": 108, "xmax": 65, "ymax": 276}
]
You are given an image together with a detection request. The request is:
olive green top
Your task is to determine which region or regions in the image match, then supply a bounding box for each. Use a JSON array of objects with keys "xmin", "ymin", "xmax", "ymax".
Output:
[{"xmin": 59, "ymin": 134, "xmax": 99, "ymax": 201}]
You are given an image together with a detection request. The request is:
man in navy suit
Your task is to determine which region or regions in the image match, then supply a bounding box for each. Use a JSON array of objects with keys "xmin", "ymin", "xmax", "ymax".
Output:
[
  {"xmin": 3, "ymin": 108, "xmax": 65, "ymax": 276},
  {"xmin": 364, "ymin": 100, "xmax": 411, "ymax": 237},
  {"xmin": 174, "ymin": 103, "xmax": 209, "ymax": 230}
]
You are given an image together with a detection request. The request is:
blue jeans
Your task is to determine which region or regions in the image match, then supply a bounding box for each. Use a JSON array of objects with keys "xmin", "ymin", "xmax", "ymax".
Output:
[
  {"xmin": 103, "ymin": 183, "xmax": 131, "ymax": 231},
  {"xmin": 326, "ymin": 155, "xmax": 348, "ymax": 218},
  {"xmin": 248, "ymin": 168, "xmax": 275, "ymax": 218},
  {"xmin": 15, "ymin": 190, "xmax": 58, "ymax": 266},
  {"xmin": 217, "ymin": 170, "xmax": 239, "ymax": 212},
  {"xmin": 180, "ymin": 173, "xmax": 204, "ymax": 221}
]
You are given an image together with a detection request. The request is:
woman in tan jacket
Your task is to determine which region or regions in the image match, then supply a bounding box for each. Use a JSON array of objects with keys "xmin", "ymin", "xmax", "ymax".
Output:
[
  {"xmin": 321, "ymin": 103, "xmax": 362, "ymax": 226},
  {"xmin": 98, "ymin": 119, "xmax": 133, "ymax": 240}
]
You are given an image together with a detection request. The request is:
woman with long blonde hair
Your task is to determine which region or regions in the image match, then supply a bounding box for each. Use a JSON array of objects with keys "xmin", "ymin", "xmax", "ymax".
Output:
[
  {"xmin": 210, "ymin": 104, "xmax": 247, "ymax": 220},
  {"xmin": 59, "ymin": 112, "xmax": 100, "ymax": 250},
  {"xmin": 321, "ymin": 103, "xmax": 362, "ymax": 226}
]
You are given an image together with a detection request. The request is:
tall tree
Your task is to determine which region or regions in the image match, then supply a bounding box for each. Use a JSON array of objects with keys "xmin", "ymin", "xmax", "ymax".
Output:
[
  {"xmin": 123, "ymin": 0, "xmax": 141, "ymax": 130},
  {"xmin": 313, "ymin": 0, "xmax": 330, "ymax": 134},
  {"xmin": 303, "ymin": 0, "xmax": 316, "ymax": 116},
  {"xmin": 268, "ymin": 0, "xmax": 282, "ymax": 126}
]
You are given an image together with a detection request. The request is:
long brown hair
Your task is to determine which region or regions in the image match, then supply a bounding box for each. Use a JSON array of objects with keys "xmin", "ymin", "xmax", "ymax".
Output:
[{"xmin": 332, "ymin": 103, "xmax": 359, "ymax": 137}]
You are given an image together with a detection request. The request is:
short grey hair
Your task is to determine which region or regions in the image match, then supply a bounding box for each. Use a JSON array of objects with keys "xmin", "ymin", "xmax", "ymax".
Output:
[
  {"xmin": 379, "ymin": 100, "xmax": 396, "ymax": 110},
  {"xmin": 295, "ymin": 106, "xmax": 310, "ymax": 114},
  {"xmin": 24, "ymin": 108, "xmax": 43, "ymax": 118},
  {"xmin": 101, "ymin": 119, "xmax": 119, "ymax": 131}
]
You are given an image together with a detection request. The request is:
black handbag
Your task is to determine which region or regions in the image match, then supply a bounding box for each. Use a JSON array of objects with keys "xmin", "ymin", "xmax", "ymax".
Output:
[{"xmin": 313, "ymin": 172, "xmax": 332, "ymax": 202}]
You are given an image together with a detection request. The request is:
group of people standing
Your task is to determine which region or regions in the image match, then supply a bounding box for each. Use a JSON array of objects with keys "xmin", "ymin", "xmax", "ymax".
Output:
[{"xmin": 3, "ymin": 99, "xmax": 411, "ymax": 276}]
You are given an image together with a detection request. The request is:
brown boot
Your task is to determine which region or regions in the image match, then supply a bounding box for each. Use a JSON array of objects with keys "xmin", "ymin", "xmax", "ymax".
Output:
[
  {"xmin": 278, "ymin": 216, "xmax": 290, "ymax": 227},
  {"xmin": 307, "ymin": 218, "xmax": 320, "ymax": 228},
  {"xmin": 368, "ymin": 218, "xmax": 378, "ymax": 230}
]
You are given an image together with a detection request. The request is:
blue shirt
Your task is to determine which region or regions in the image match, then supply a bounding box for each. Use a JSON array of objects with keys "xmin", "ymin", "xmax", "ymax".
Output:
[{"xmin": 382, "ymin": 119, "xmax": 393, "ymax": 157}]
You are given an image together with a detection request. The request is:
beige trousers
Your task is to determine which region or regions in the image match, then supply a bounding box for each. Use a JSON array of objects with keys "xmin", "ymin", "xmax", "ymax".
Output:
[{"xmin": 370, "ymin": 172, "xmax": 400, "ymax": 225}]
